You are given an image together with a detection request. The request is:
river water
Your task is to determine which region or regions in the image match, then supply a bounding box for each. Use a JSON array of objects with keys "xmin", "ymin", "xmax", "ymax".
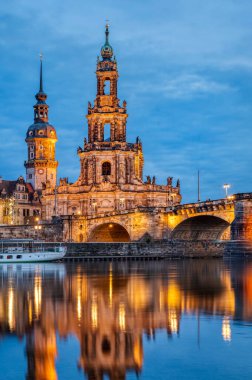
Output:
[{"xmin": 0, "ymin": 259, "xmax": 252, "ymax": 380}]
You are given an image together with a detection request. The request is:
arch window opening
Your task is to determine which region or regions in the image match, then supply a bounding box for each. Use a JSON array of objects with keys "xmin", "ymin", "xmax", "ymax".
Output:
[
  {"xmin": 102, "ymin": 161, "xmax": 111, "ymax": 176},
  {"xmin": 103, "ymin": 79, "xmax": 110, "ymax": 95},
  {"xmin": 103, "ymin": 123, "xmax": 111, "ymax": 141}
]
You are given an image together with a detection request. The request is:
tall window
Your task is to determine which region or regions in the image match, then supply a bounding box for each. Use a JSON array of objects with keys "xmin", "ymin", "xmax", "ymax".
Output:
[
  {"xmin": 104, "ymin": 123, "xmax": 110, "ymax": 141},
  {"xmin": 103, "ymin": 79, "xmax": 110, "ymax": 95},
  {"xmin": 102, "ymin": 161, "xmax": 111, "ymax": 176}
]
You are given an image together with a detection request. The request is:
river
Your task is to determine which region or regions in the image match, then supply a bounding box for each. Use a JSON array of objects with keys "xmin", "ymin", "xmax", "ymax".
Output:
[{"xmin": 0, "ymin": 259, "xmax": 252, "ymax": 379}]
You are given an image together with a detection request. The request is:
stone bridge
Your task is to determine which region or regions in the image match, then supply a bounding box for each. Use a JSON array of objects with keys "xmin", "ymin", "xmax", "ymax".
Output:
[{"xmin": 63, "ymin": 193, "xmax": 252, "ymax": 243}]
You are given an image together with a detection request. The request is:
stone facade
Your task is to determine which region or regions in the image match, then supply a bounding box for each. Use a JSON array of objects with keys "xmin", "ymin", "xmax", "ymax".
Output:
[
  {"xmin": 231, "ymin": 200, "xmax": 252, "ymax": 240},
  {"xmin": 0, "ymin": 176, "xmax": 41, "ymax": 225},
  {"xmin": 42, "ymin": 25, "xmax": 181, "ymax": 235}
]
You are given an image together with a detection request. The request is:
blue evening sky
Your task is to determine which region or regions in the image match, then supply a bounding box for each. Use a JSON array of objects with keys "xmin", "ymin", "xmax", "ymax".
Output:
[{"xmin": 0, "ymin": 0, "xmax": 251, "ymax": 203}]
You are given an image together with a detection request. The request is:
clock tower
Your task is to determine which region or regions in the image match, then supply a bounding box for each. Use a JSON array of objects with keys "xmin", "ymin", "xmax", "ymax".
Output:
[{"xmin": 25, "ymin": 57, "xmax": 58, "ymax": 191}]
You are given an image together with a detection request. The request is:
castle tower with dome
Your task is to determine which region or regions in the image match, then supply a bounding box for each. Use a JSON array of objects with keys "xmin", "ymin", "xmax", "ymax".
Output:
[{"xmin": 25, "ymin": 57, "xmax": 58, "ymax": 191}]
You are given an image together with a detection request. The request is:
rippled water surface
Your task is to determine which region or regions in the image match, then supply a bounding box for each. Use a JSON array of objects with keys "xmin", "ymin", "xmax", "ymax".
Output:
[{"xmin": 0, "ymin": 259, "xmax": 252, "ymax": 380}]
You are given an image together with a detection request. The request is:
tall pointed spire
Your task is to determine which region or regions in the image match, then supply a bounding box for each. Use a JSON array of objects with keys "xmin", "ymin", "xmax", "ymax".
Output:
[
  {"xmin": 34, "ymin": 54, "xmax": 48, "ymax": 122},
  {"xmin": 25, "ymin": 53, "xmax": 58, "ymax": 192},
  {"xmin": 39, "ymin": 53, "xmax": 43, "ymax": 93},
  {"xmin": 105, "ymin": 23, "xmax": 109, "ymax": 45}
]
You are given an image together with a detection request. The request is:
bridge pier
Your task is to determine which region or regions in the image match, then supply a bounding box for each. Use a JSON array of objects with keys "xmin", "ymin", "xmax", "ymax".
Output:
[{"xmin": 231, "ymin": 200, "xmax": 252, "ymax": 241}]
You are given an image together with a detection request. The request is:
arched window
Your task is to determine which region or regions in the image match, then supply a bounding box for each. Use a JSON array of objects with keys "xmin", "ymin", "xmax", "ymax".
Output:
[
  {"xmin": 102, "ymin": 161, "xmax": 111, "ymax": 176},
  {"xmin": 103, "ymin": 79, "xmax": 110, "ymax": 95},
  {"xmin": 104, "ymin": 123, "xmax": 110, "ymax": 141}
]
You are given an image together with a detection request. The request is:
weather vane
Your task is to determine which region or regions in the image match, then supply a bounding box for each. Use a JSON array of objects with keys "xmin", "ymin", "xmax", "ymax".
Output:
[
  {"xmin": 39, "ymin": 52, "xmax": 43, "ymax": 62},
  {"xmin": 105, "ymin": 19, "xmax": 110, "ymax": 27}
]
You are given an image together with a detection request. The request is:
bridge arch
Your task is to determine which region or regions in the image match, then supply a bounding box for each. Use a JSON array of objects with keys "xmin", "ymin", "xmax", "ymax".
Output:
[
  {"xmin": 171, "ymin": 215, "xmax": 230, "ymax": 241},
  {"xmin": 88, "ymin": 222, "xmax": 131, "ymax": 242}
]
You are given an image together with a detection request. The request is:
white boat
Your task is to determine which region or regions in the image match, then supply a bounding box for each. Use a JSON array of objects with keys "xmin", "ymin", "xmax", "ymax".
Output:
[{"xmin": 0, "ymin": 239, "xmax": 67, "ymax": 263}]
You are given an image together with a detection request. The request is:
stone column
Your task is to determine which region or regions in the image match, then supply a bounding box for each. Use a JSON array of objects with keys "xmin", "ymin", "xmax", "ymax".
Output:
[
  {"xmin": 92, "ymin": 156, "xmax": 96, "ymax": 184},
  {"xmin": 97, "ymin": 121, "xmax": 101, "ymax": 142},
  {"xmin": 119, "ymin": 156, "xmax": 125, "ymax": 184},
  {"xmin": 111, "ymin": 121, "xmax": 115, "ymax": 141},
  {"xmin": 88, "ymin": 158, "xmax": 93, "ymax": 185},
  {"xmin": 115, "ymin": 154, "xmax": 119, "ymax": 184}
]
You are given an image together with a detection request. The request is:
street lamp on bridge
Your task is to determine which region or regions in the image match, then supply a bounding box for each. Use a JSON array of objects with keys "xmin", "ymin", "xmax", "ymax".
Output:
[{"xmin": 223, "ymin": 184, "xmax": 231, "ymax": 198}]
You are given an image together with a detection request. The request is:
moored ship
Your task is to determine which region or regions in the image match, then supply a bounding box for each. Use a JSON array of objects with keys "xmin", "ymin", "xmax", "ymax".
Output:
[{"xmin": 0, "ymin": 239, "xmax": 66, "ymax": 263}]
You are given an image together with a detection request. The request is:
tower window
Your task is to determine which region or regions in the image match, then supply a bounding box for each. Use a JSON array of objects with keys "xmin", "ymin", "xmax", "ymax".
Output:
[
  {"xmin": 30, "ymin": 152, "xmax": 34, "ymax": 159},
  {"xmin": 103, "ymin": 79, "xmax": 110, "ymax": 95},
  {"xmin": 103, "ymin": 123, "xmax": 110, "ymax": 141},
  {"xmin": 102, "ymin": 161, "xmax": 111, "ymax": 176}
]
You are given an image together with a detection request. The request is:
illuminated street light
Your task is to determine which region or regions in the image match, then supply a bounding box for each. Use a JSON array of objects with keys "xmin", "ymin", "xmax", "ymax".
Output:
[{"xmin": 223, "ymin": 184, "xmax": 231, "ymax": 198}]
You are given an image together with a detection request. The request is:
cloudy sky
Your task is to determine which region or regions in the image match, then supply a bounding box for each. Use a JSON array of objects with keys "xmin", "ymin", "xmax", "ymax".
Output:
[{"xmin": 0, "ymin": 0, "xmax": 251, "ymax": 202}]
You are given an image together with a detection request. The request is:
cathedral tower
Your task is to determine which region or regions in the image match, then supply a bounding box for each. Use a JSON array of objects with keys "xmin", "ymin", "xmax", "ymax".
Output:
[
  {"xmin": 25, "ymin": 57, "xmax": 58, "ymax": 191},
  {"xmin": 78, "ymin": 24, "xmax": 144, "ymax": 186}
]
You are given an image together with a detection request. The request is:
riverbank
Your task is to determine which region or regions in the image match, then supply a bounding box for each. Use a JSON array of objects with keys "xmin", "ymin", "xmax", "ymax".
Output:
[{"xmin": 62, "ymin": 240, "xmax": 225, "ymax": 260}]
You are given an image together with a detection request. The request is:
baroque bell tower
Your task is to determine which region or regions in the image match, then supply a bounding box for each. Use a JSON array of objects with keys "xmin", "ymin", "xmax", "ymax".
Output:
[
  {"xmin": 78, "ymin": 24, "xmax": 144, "ymax": 186},
  {"xmin": 25, "ymin": 56, "xmax": 58, "ymax": 191}
]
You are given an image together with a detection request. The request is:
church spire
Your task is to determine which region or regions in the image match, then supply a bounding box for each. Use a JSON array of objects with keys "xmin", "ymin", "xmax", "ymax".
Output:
[
  {"xmin": 34, "ymin": 55, "xmax": 48, "ymax": 123},
  {"xmin": 105, "ymin": 23, "xmax": 109, "ymax": 44},
  {"xmin": 39, "ymin": 53, "xmax": 43, "ymax": 93},
  {"xmin": 25, "ymin": 55, "xmax": 58, "ymax": 191}
]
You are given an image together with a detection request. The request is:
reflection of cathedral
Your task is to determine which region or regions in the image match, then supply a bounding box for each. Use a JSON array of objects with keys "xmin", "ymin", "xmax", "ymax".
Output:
[
  {"xmin": 40, "ymin": 25, "xmax": 181, "ymax": 241},
  {"xmin": 0, "ymin": 260, "xmax": 250, "ymax": 379}
]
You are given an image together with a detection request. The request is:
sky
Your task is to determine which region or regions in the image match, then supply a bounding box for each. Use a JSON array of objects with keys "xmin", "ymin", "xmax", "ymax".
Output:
[{"xmin": 0, "ymin": 0, "xmax": 251, "ymax": 203}]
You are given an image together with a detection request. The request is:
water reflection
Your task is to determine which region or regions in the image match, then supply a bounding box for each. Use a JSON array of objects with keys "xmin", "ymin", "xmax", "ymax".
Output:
[{"xmin": 0, "ymin": 260, "xmax": 252, "ymax": 379}]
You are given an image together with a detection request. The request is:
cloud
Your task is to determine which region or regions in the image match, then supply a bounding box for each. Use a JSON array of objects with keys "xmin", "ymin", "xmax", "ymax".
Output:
[{"xmin": 125, "ymin": 74, "xmax": 233, "ymax": 100}]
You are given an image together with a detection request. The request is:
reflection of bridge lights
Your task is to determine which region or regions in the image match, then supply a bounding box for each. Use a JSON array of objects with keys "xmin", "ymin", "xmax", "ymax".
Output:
[
  {"xmin": 222, "ymin": 316, "xmax": 231, "ymax": 342},
  {"xmin": 91, "ymin": 300, "xmax": 98, "ymax": 329},
  {"xmin": 8, "ymin": 287, "xmax": 15, "ymax": 331},
  {"xmin": 34, "ymin": 275, "xmax": 42, "ymax": 319},
  {"xmin": 76, "ymin": 277, "xmax": 83, "ymax": 323},
  {"xmin": 167, "ymin": 281, "xmax": 181, "ymax": 309},
  {"xmin": 77, "ymin": 291, "xmax": 82, "ymax": 322},
  {"xmin": 119, "ymin": 303, "xmax": 126, "ymax": 331},
  {"xmin": 168, "ymin": 309, "xmax": 178, "ymax": 333},
  {"xmin": 109, "ymin": 263, "xmax": 113, "ymax": 307},
  {"xmin": 28, "ymin": 299, "xmax": 33, "ymax": 324}
]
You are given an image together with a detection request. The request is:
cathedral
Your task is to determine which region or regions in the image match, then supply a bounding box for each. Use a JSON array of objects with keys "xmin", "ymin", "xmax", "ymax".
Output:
[{"xmin": 25, "ymin": 25, "xmax": 181, "ymax": 242}]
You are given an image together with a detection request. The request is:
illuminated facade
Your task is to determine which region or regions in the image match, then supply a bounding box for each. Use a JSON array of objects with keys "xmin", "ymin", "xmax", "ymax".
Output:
[
  {"xmin": 42, "ymin": 25, "xmax": 181, "ymax": 240},
  {"xmin": 0, "ymin": 176, "xmax": 40, "ymax": 225}
]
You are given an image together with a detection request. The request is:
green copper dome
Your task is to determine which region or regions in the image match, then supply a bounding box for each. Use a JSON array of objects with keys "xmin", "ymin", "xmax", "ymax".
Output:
[{"xmin": 101, "ymin": 24, "xmax": 113, "ymax": 60}]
